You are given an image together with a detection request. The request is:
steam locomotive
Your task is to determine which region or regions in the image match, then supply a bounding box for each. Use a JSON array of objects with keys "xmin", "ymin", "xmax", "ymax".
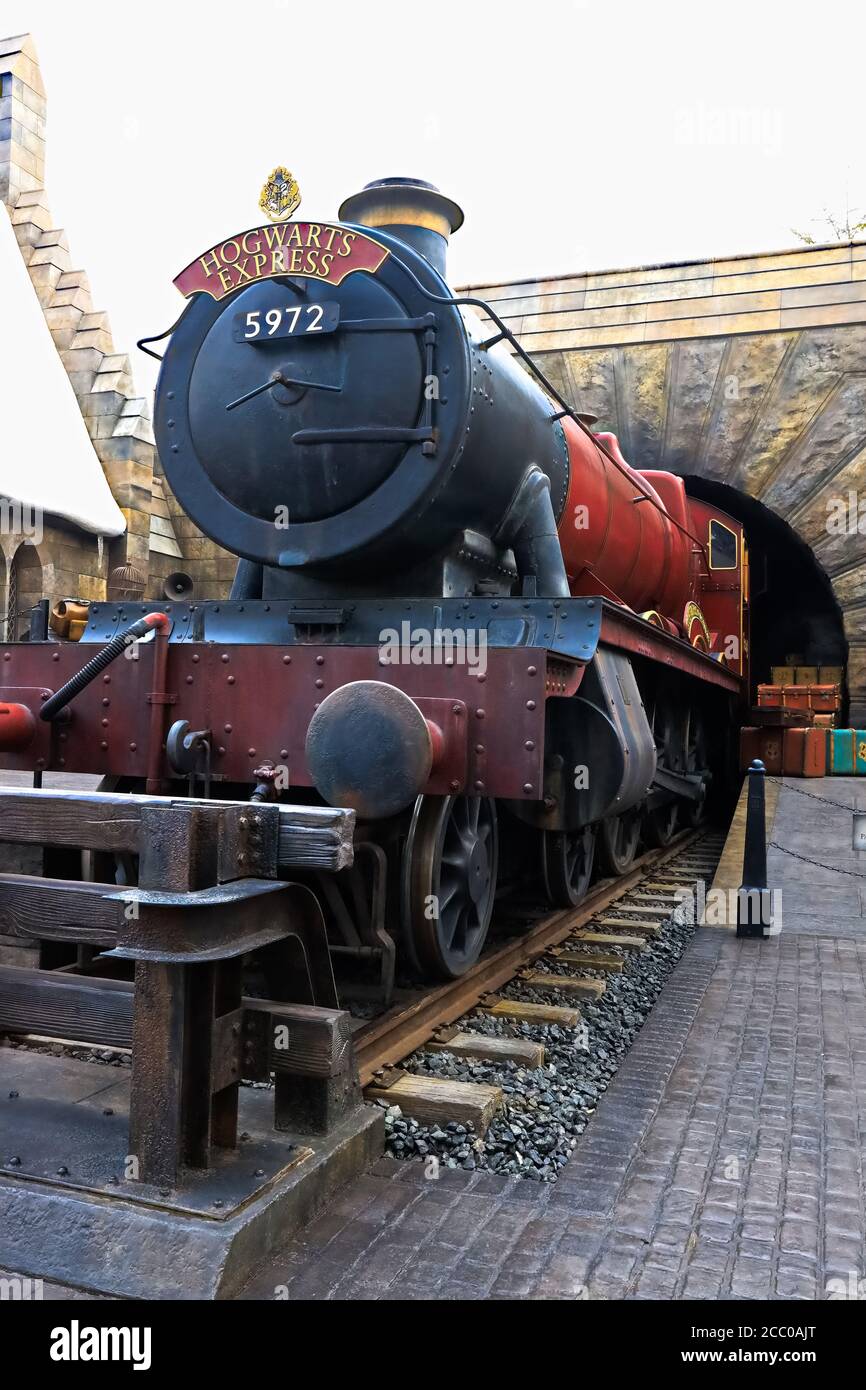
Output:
[{"xmin": 0, "ymin": 177, "xmax": 748, "ymax": 984}]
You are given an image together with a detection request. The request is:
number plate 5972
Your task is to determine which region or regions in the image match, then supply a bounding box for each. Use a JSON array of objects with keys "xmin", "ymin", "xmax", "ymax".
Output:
[{"xmin": 234, "ymin": 301, "xmax": 340, "ymax": 343}]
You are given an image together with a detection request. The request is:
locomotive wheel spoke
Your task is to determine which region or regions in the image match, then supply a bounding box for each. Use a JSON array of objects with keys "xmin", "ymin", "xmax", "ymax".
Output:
[
  {"xmin": 542, "ymin": 823, "xmax": 597, "ymax": 908},
  {"xmin": 402, "ymin": 794, "xmax": 499, "ymax": 980},
  {"xmin": 598, "ymin": 809, "xmax": 641, "ymax": 876}
]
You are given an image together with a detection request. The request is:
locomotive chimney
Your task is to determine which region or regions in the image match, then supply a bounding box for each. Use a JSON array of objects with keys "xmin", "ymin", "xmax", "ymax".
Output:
[{"xmin": 338, "ymin": 176, "xmax": 463, "ymax": 278}]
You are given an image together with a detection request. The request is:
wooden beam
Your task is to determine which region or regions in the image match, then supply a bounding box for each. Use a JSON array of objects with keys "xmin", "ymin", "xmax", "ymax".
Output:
[
  {"xmin": 0, "ymin": 787, "xmax": 354, "ymax": 871},
  {"xmin": 0, "ymin": 967, "xmax": 134, "ymax": 1046},
  {"xmin": 243, "ymin": 999, "xmax": 355, "ymax": 1079},
  {"xmin": 554, "ymin": 950, "xmax": 623, "ymax": 973},
  {"xmin": 0, "ymin": 875, "xmax": 120, "ymax": 945},
  {"xmin": 425, "ymin": 1031, "xmax": 545, "ymax": 1067},
  {"xmin": 480, "ymin": 996, "xmax": 581, "ymax": 1027},
  {"xmin": 522, "ymin": 971, "xmax": 606, "ymax": 998},
  {"xmin": 570, "ymin": 929, "xmax": 646, "ymax": 950},
  {"xmin": 597, "ymin": 916, "xmax": 661, "ymax": 935},
  {"xmin": 365, "ymin": 1073, "xmax": 502, "ymax": 1133},
  {"xmin": 0, "ymin": 969, "xmax": 355, "ymax": 1085},
  {"xmin": 611, "ymin": 903, "xmax": 672, "ymax": 918}
]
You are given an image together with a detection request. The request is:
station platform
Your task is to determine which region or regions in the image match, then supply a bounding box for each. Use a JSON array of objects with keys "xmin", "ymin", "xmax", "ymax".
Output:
[{"xmin": 235, "ymin": 777, "xmax": 866, "ymax": 1300}]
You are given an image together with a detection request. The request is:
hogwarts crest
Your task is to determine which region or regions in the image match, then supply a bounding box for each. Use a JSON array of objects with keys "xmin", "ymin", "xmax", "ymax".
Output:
[{"xmin": 259, "ymin": 167, "xmax": 301, "ymax": 222}]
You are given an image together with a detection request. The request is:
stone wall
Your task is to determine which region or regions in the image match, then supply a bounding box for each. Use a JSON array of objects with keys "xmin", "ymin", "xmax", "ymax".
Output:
[{"xmin": 462, "ymin": 243, "xmax": 866, "ymax": 719}]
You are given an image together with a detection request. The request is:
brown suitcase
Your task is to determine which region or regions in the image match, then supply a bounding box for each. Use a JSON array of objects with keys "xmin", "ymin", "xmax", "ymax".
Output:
[
  {"xmin": 740, "ymin": 727, "xmax": 783, "ymax": 774},
  {"xmin": 750, "ymin": 707, "xmax": 814, "ymax": 727},
  {"xmin": 757, "ymin": 684, "xmax": 784, "ymax": 708},
  {"xmin": 771, "ymin": 665, "xmax": 794, "ymax": 685},
  {"xmin": 819, "ymin": 666, "xmax": 844, "ymax": 686},
  {"xmin": 813, "ymin": 713, "xmax": 836, "ymax": 729},
  {"xmin": 782, "ymin": 727, "xmax": 826, "ymax": 777},
  {"xmin": 809, "ymin": 684, "xmax": 840, "ymax": 713},
  {"xmin": 782, "ymin": 684, "xmax": 811, "ymax": 711},
  {"xmin": 794, "ymin": 665, "xmax": 819, "ymax": 685}
]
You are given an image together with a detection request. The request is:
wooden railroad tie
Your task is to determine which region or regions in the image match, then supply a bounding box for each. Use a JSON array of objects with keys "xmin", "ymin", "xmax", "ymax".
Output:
[
  {"xmin": 597, "ymin": 916, "xmax": 661, "ymax": 936},
  {"xmin": 615, "ymin": 903, "xmax": 672, "ymax": 918},
  {"xmin": 480, "ymin": 996, "xmax": 582, "ymax": 1027},
  {"xmin": 570, "ymin": 929, "xmax": 646, "ymax": 950},
  {"xmin": 365, "ymin": 1073, "xmax": 502, "ymax": 1133},
  {"xmin": 520, "ymin": 970, "xmax": 606, "ymax": 999},
  {"xmin": 552, "ymin": 949, "xmax": 624, "ymax": 973},
  {"xmin": 426, "ymin": 1031, "xmax": 545, "ymax": 1068}
]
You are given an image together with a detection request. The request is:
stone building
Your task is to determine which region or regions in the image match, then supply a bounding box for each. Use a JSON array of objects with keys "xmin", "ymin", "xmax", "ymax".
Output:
[{"xmin": 0, "ymin": 32, "xmax": 235, "ymax": 615}]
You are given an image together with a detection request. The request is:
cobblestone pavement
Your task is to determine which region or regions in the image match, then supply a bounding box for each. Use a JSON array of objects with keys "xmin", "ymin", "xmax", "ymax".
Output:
[{"xmin": 240, "ymin": 782, "xmax": 866, "ymax": 1299}]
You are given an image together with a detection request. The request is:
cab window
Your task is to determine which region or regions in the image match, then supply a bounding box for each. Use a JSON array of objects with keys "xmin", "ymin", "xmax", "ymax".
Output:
[{"xmin": 709, "ymin": 520, "xmax": 737, "ymax": 570}]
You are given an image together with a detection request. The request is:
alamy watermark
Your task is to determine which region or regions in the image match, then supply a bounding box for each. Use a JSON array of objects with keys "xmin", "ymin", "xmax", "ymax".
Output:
[
  {"xmin": 378, "ymin": 621, "xmax": 488, "ymax": 677},
  {"xmin": 0, "ymin": 498, "xmax": 42, "ymax": 546}
]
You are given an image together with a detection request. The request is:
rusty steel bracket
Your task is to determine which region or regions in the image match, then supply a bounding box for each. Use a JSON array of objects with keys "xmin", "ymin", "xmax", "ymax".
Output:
[
  {"xmin": 105, "ymin": 878, "xmax": 301, "ymax": 962},
  {"xmin": 217, "ymin": 803, "xmax": 280, "ymax": 881},
  {"xmin": 431, "ymin": 1023, "xmax": 459, "ymax": 1043},
  {"xmin": 368, "ymin": 1065, "xmax": 405, "ymax": 1089}
]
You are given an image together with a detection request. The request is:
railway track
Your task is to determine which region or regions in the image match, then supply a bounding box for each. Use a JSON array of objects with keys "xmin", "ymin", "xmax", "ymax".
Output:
[{"xmin": 355, "ymin": 825, "xmax": 726, "ymax": 1177}]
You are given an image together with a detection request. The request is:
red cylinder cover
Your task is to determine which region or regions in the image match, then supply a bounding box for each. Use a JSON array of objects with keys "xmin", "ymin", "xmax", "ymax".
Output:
[
  {"xmin": 0, "ymin": 701, "xmax": 36, "ymax": 750},
  {"xmin": 557, "ymin": 419, "xmax": 693, "ymax": 620}
]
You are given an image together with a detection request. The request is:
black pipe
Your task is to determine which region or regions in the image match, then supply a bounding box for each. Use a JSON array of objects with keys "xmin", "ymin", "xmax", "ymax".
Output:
[
  {"xmin": 40, "ymin": 614, "xmax": 165, "ymax": 722},
  {"xmin": 494, "ymin": 466, "xmax": 570, "ymax": 598},
  {"xmin": 230, "ymin": 559, "xmax": 264, "ymax": 600}
]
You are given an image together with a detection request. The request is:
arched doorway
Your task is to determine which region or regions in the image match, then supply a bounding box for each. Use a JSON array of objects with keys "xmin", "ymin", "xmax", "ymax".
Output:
[
  {"xmin": 8, "ymin": 543, "xmax": 43, "ymax": 641},
  {"xmin": 683, "ymin": 476, "xmax": 849, "ymax": 720}
]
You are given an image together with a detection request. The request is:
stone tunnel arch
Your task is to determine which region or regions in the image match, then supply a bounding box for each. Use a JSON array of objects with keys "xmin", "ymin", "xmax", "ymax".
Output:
[{"xmin": 681, "ymin": 477, "xmax": 849, "ymax": 720}]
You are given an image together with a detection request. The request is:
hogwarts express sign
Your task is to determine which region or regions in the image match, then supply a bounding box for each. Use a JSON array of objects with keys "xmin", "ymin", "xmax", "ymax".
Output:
[{"xmin": 174, "ymin": 222, "xmax": 390, "ymax": 299}]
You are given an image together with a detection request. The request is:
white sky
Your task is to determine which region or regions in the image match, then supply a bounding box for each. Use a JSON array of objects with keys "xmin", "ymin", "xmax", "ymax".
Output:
[{"xmin": 3, "ymin": 0, "xmax": 864, "ymax": 399}]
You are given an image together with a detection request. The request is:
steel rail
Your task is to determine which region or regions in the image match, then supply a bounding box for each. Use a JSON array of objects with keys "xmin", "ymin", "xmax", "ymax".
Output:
[{"xmin": 354, "ymin": 827, "xmax": 709, "ymax": 1084}]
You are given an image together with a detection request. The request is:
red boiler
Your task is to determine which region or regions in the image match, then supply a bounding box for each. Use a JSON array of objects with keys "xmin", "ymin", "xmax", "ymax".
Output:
[{"xmin": 557, "ymin": 419, "xmax": 695, "ymax": 621}]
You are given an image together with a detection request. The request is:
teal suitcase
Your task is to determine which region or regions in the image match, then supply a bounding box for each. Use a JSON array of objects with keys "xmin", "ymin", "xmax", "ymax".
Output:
[{"xmin": 828, "ymin": 729, "xmax": 856, "ymax": 774}]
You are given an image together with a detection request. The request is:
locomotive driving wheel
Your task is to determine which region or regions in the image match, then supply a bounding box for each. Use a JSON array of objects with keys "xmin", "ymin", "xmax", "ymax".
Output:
[
  {"xmin": 683, "ymin": 706, "xmax": 709, "ymax": 828},
  {"xmin": 402, "ymin": 794, "xmax": 499, "ymax": 980},
  {"xmin": 542, "ymin": 824, "xmax": 597, "ymax": 908},
  {"xmin": 597, "ymin": 809, "xmax": 641, "ymax": 876},
  {"xmin": 643, "ymin": 692, "xmax": 681, "ymax": 848}
]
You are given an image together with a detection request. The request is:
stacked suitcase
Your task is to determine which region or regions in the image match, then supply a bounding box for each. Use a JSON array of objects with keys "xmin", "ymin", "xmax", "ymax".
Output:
[{"xmin": 740, "ymin": 658, "xmax": 844, "ymax": 777}]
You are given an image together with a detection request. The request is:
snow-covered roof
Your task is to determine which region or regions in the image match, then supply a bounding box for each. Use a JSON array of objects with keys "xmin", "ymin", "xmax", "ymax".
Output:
[{"xmin": 0, "ymin": 206, "xmax": 126, "ymax": 537}]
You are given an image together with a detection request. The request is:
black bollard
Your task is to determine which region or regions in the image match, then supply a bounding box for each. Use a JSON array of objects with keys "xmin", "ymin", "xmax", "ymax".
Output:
[{"xmin": 737, "ymin": 758, "xmax": 773, "ymax": 938}]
